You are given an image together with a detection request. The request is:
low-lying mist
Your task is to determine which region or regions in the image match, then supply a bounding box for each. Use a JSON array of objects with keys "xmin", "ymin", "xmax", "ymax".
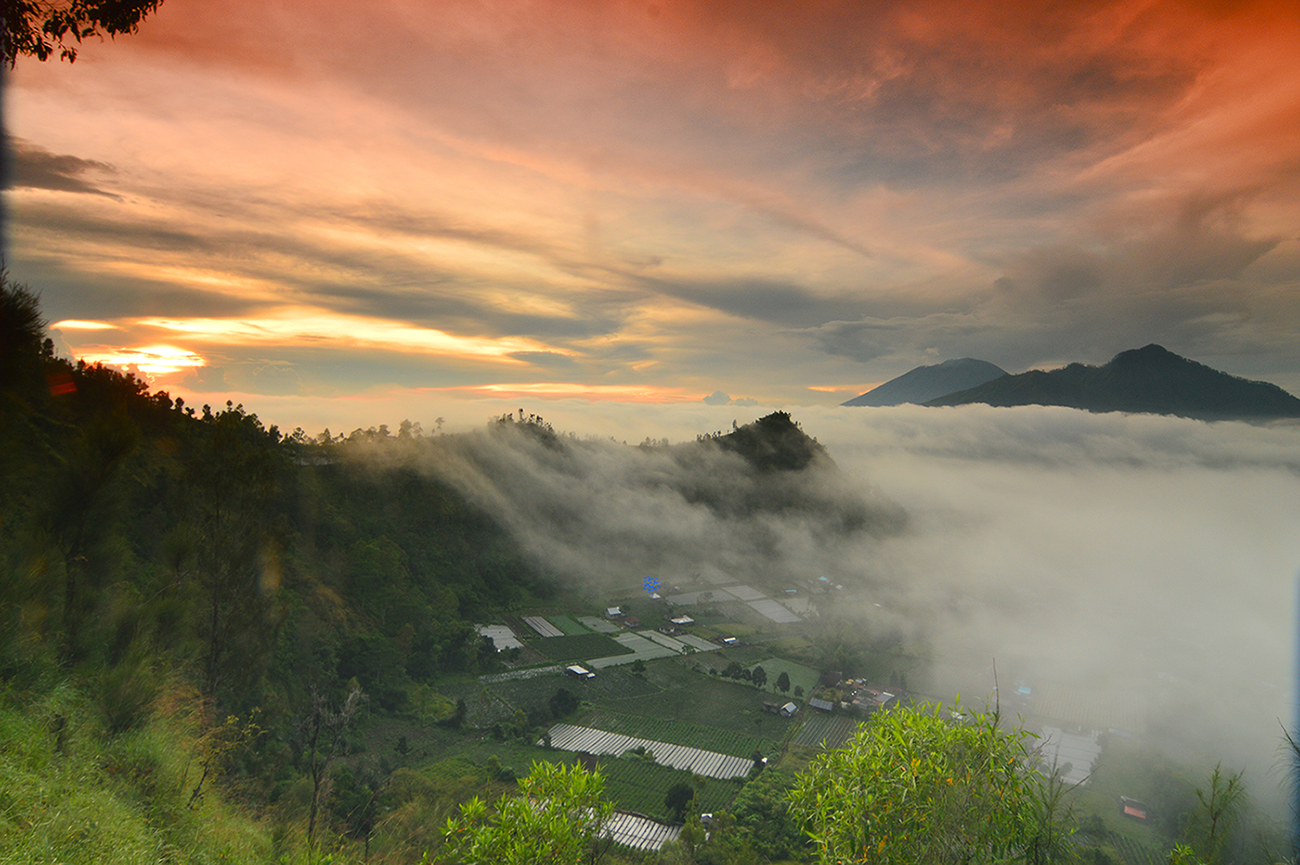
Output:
[
  {"xmin": 413, "ymin": 413, "xmax": 906, "ymax": 590},
  {"xmin": 385, "ymin": 402, "xmax": 1299, "ymax": 812}
]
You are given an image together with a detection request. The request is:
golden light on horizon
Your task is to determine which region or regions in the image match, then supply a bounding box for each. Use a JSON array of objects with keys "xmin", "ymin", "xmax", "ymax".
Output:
[
  {"xmin": 435, "ymin": 382, "xmax": 697, "ymax": 402},
  {"xmin": 52, "ymin": 320, "xmax": 118, "ymax": 330},
  {"xmin": 77, "ymin": 344, "xmax": 207, "ymax": 376},
  {"xmin": 136, "ymin": 313, "xmax": 566, "ymax": 361}
]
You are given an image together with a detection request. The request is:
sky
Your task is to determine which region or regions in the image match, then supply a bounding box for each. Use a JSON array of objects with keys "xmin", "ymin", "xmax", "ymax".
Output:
[{"xmin": 6, "ymin": 0, "xmax": 1300, "ymax": 433}]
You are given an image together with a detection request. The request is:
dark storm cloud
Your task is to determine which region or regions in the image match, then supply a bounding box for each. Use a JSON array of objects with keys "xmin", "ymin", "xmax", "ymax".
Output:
[
  {"xmin": 640, "ymin": 275, "xmax": 869, "ymax": 327},
  {"xmin": 5, "ymin": 138, "xmax": 120, "ymax": 198}
]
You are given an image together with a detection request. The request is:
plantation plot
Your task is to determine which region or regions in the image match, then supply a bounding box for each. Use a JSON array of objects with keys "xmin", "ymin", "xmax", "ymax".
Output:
[
  {"xmin": 544, "ymin": 724, "xmax": 753, "ymax": 779},
  {"xmin": 546, "ymin": 614, "xmax": 591, "ymax": 635},
  {"xmin": 578, "ymin": 616, "xmax": 620, "ymax": 633},
  {"xmin": 604, "ymin": 812, "xmax": 681, "ymax": 851},
  {"xmin": 534, "ymin": 633, "xmax": 632, "ymax": 662},
  {"xmin": 588, "ymin": 633, "xmax": 681, "ymax": 667},
  {"xmin": 577, "ymin": 710, "xmax": 769, "ymax": 758},
  {"xmin": 613, "ymin": 673, "xmax": 793, "ymax": 741},
  {"xmin": 640, "ymin": 631, "xmax": 690, "ymax": 653},
  {"xmin": 791, "ymin": 712, "xmax": 863, "ymax": 749},
  {"xmin": 676, "ymin": 634, "xmax": 721, "ymax": 652},
  {"xmin": 598, "ymin": 759, "xmax": 745, "ymax": 822},
  {"xmin": 522, "ymin": 616, "xmax": 564, "ymax": 637}
]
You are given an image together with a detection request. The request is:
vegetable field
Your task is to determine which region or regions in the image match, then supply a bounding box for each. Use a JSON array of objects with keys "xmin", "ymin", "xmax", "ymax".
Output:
[
  {"xmin": 534, "ymin": 633, "xmax": 633, "ymax": 661},
  {"xmin": 545, "ymin": 724, "xmax": 753, "ymax": 778},
  {"xmin": 578, "ymin": 710, "xmax": 769, "ymax": 758},
  {"xmin": 597, "ymin": 758, "xmax": 745, "ymax": 822},
  {"xmin": 791, "ymin": 711, "xmax": 862, "ymax": 749},
  {"xmin": 546, "ymin": 614, "xmax": 591, "ymax": 635}
]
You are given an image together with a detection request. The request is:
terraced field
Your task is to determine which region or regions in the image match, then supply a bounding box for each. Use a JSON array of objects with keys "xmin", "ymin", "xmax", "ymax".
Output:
[
  {"xmin": 534, "ymin": 633, "xmax": 633, "ymax": 661},
  {"xmin": 597, "ymin": 758, "xmax": 745, "ymax": 822},
  {"xmin": 578, "ymin": 710, "xmax": 770, "ymax": 758},
  {"xmin": 545, "ymin": 724, "xmax": 754, "ymax": 779},
  {"xmin": 791, "ymin": 711, "xmax": 863, "ymax": 749}
]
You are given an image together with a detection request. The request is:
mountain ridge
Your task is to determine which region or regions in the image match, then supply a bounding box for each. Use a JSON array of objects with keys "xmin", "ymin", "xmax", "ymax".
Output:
[
  {"xmin": 843, "ymin": 358, "xmax": 1008, "ymax": 407},
  {"xmin": 924, "ymin": 344, "xmax": 1300, "ymax": 420}
]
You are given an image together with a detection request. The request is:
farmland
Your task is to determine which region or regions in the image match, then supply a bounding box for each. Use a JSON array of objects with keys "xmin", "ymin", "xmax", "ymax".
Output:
[
  {"xmin": 533, "ymin": 632, "xmax": 633, "ymax": 661},
  {"xmin": 595, "ymin": 757, "xmax": 746, "ymax": 822},
  {"xmin": 790, "ymin": 711, "xmax": 862, "ymax": 750},
  {"xmin": 546, "ymin": 614, "xmax": 592, "ymax": 635},
  {"xmin": 577, "ymin": 709, "xmax": 771, "ymax": 758}
]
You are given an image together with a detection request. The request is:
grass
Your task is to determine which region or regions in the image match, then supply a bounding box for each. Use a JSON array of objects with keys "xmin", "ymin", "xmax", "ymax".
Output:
[
  {"xmin": 0, "ymin": 682, "xmax": 275, "ymax": 865},
  {"xmin": 746, "ymin": 658, "xmax": 819, "ymax": 698}
]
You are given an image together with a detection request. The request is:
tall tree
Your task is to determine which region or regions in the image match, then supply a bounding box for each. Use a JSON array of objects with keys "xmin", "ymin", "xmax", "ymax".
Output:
[
  {"xmin": 187, "ymin": 402, "xmax": 283, "ymax": 697},
  {"xmin": 299, "ymin": 684, "xmax": 365, "ymax": 853}
]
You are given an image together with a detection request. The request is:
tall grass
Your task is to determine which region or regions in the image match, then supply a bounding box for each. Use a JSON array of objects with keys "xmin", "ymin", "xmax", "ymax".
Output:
[{"xmin": 0, "ymin": 678, "xmax": 276, "ymax": 864}]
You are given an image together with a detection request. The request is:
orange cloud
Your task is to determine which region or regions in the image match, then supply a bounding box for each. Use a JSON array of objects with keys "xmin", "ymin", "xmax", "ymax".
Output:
[
  {"xmin": 136, "ymin": 313, "xmax": 568, "ymax": 361},
  {"xmin": 429, "ymin": 382, "xmax": 698, "ymax": 403},
  {"xmin": 76, "ymin": 344, "xmax": 206, "ymax": 376},
  {"xmin": 52, "ymin": 319, "xmax": 118, "ymax": 330}
]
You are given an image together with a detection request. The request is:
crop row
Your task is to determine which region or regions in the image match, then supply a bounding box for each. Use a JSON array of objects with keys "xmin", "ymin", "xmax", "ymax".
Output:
[
  {"xmin": 582, "ymin": 710, "xmax": 768, "ymax": 758},
  {"xmin": 598, "ymin": 758, "xmax": 744, "ymax": 822}
]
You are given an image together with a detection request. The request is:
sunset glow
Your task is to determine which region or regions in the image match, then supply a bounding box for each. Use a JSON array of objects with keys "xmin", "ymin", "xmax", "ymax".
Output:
[
  {"xmin": 76, "ymin": 344, "xmax": 206, "ymax": 376},
  {"xmin": 6, "ymin": 0, "xmax": 1300, "ymax": 428}
]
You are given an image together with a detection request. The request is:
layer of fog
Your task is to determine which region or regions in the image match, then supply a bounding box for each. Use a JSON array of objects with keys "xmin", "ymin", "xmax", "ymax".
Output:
[{"xmin": 405, "ymin": 402, "xmax": 1299, "ymax": 810}]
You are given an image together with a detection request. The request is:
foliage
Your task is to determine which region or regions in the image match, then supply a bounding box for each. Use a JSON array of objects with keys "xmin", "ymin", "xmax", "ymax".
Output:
[
  {"xmin": 788, "ymin": 701, "xmax": 1066, "ymax": 864},
  {"xmin": 665, "ymin": 781, "xmax": 696, "ymax": 822},
  {"xmin": 4, "ymin": 0, "xmax": 163, "ymax": 66},
  {"xmin": 1182, "ymin": 765, "xmax": 1247, "ymax": 865},
  {"xmin": 441, "ymin": 760, "xmax": 613, "ymax": 865}
]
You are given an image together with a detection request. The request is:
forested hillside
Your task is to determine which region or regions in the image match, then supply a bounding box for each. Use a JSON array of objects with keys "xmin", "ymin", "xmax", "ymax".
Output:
[{"xmin": 0, "ymin": 277, "xmax": 560, "ymax": 861}]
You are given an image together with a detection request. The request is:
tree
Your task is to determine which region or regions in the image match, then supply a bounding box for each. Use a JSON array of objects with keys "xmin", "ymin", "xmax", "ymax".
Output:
[
  {"xmin": 298, "ymin": 684, "xmax": 365, "ymax": 853},
  {"xmin": 665, "ymin": 782, "xmax": 695, "ymax": 822},
  {"xmin": 5, "ymin": 0, "xmax": 164, "ymax": 66},
  {"xmin": 0, "ymin": 273, "xmax": 46, "ymax": 387},
  {"xmin": 752, "ymin": 665, "xmax": 767, "ymax": 689},
  {"xmin": 442, "ymin": 760, "xmax": 613, "ymax": 865},
  {"xmin": 1183, "ymin": 764, "xmax": 1247, "ymax": 865},
  {"xmin": 788, "ymin": 701, "xmax": 1063, "ymax": 864},
  {"xmin": 776, "ymin": 671, "xmax": 791, "ymax": 693}
]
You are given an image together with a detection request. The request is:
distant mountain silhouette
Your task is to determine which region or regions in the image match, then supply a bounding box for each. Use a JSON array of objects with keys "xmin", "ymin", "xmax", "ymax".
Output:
[
  {"xmin": 842, "ymin": 358, "xmax": 1008, "ymax": 406},
  {"xmin": 925, "ymin": 344, "xmax": 1300, "ymax": 420}
]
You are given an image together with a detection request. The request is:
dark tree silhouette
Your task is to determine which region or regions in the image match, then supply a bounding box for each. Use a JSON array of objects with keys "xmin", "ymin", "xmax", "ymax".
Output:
[
  {"xmin": 5, "ymin": 0, "xmax": 164, "ymax": 66},
  {"xmin": 665, "ymin": 782, "xmax": 695, "ymax": 823}
]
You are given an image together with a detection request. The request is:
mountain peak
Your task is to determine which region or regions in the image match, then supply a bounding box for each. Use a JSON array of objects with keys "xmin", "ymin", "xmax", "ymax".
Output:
[
  {"xmin": 925, "ymin": 346, "xmax": 1300, "ymax": 420},
  {"xmin": 843, "ymin": 358, "xmax": 1007, "ymax": 407}
]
